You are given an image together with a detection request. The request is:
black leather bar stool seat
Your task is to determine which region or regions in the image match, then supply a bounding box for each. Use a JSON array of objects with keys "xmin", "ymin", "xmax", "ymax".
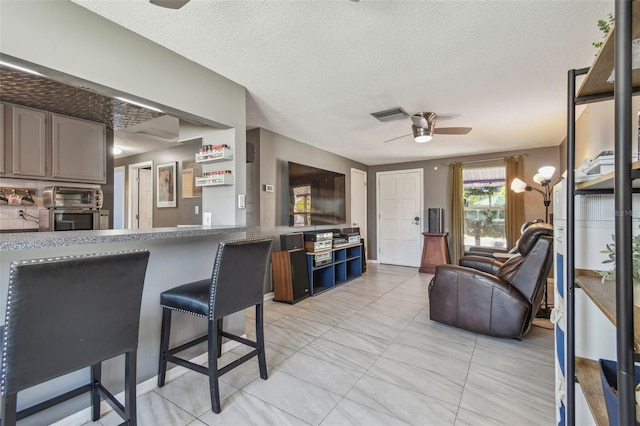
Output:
[
  {"xmin": 158, "ymin": 237, "xmax": 273, "ymax": 414},
  {"xmin": 161, "ymin": 280, "xmax": 210, "ymax": 316},
  {"xmin": 0, "ymin": 250, "xmax": 150, "ymax": 426}
]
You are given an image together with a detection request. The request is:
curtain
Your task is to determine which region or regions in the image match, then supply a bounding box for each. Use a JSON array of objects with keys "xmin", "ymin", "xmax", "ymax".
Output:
[
  {"xmin": 449, "ymin": 162, "xmax": 465, "ymax": 265},
  {"xmin": 505, "ymin": 156, "xmax": 525, "ymax": 248}
]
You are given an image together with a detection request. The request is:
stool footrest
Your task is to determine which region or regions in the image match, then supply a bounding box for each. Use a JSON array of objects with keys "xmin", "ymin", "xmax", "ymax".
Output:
[
  {"xmin": 167, "ymin": 334, "xmax": 208, "ymax": 356},
  {"xmin": 17, "ymin": 383, "xmax": 92, "ymax": 420},
  {"xmin": 218, "ymin": 350, "xmax": 259, "ymax": 376},
  {"xmin": 164, "ymin": 354, "xmax": 209, "ymax": 376},
  {"xmin": 96, "ymin": 382, "xmax": 125, "ymax": 419},
  {"xmin": 219, "ymin": 331, "xmax": 258, "ymax": 349}
]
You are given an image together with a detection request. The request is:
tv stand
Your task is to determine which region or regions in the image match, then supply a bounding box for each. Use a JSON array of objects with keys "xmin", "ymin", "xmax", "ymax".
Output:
[{"xmin": 306, "ymin": 243, "xmax": 363, "ymax": 296}]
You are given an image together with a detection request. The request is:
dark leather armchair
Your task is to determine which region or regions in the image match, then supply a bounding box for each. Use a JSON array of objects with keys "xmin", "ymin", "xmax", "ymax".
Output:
[
  {"xmin": 459, "ymin": 219, "xmax": 545, "ymax": 275},
  {"xmin": 428, "ymin": 223, "xmax": 553, "ymax": 338}
]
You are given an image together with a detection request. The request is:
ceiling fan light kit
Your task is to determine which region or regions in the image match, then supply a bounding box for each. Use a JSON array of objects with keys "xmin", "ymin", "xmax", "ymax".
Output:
[{"xmin": 412, "ymin": 124, "xmax": 433, "ymax": 143}]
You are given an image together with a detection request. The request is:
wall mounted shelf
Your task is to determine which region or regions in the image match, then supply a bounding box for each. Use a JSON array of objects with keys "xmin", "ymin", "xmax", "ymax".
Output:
[
  {"xmin": 195, "ymin": 174, "xmax": 233, "ymax": 187},
  {"xmin": 195, "ymin": 147, "xmax": 233, "ymax": 163}
]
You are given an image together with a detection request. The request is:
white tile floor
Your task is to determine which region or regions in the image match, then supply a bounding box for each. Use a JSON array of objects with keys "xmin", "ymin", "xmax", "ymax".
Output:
[{"xmin": 89, "ymin": 263, "xmax": 555, "ymax": 426}]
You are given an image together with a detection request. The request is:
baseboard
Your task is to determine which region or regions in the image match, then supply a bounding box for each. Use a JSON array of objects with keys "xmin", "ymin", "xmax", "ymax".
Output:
[
  {"xmin": 367, "ymin": 259, "xmax": 379, "ymax": 264},
  {"xmin": 264, "ymin": 291, "xmax": 274, "ymax": 301},
  {"xmin": 51, "ymin": 338, "xmax": 243, "ymax": 426}
]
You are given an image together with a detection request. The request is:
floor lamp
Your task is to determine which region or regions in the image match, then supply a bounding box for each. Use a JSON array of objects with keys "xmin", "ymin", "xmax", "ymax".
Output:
[{"xmin": 511, "ymin": 166, "xmax": 557, "ymax": 319}]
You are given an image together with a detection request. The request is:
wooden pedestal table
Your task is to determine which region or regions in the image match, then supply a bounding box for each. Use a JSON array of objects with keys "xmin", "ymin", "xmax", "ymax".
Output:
[{"xmin": 419, "ymin": 232, "xmax": 451, "ymax": 273}]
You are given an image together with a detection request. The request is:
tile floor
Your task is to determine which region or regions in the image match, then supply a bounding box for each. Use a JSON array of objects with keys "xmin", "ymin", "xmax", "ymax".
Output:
[{"xmin": 87, "ymin": 263, "xmax": 555, "ymax": 426}]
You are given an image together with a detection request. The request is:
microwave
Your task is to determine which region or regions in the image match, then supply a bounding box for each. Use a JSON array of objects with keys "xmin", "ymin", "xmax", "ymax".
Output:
[{"xmin": 40, "ymin": 209, "xmax": 109, "ymax": 232}]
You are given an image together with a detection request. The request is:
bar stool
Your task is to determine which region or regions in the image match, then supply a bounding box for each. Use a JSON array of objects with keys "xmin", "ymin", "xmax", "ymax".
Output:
[
  {"xmin": 157, "ymin": 237, "xmax": 273, "ymax": 413},
  {"xmin": 0, "ymin": 250, "xmax": 150, "ymax": 425}
]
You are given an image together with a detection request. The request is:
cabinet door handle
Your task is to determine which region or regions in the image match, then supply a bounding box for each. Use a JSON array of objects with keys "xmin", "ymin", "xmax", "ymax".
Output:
[{"xmin": 13, "ymin": 170, "xmax": 20, "ymax": 174}]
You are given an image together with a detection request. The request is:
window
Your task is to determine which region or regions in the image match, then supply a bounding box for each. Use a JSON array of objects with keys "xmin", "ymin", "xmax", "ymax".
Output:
[
  {"xmin": 463, "ymin": 166, "xmax": 506, "ymax": 249},
  {"xmin": 291, "ymin": 185, "xmax": 311, "ymax": 227}
]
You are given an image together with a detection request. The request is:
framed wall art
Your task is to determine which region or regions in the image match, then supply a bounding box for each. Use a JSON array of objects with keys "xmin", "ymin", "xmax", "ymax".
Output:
[{"xmin": 157, "ymin": 162, "xmax": 177, "ymax": 208}]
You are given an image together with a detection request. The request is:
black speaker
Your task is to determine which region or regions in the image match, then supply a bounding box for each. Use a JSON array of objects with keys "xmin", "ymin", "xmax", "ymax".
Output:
[
  {"xmin": 280, "ymin": 232, "xmax": 304, "ymax": 251},
  {"xmin": 428, "ymin": 208, "xmax": 443, "ymax": 233}
]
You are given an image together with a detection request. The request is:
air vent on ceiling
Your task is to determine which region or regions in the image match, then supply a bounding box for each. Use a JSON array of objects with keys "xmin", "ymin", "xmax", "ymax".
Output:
[{"xmin": 370, "ymin": 107, "xmax": 409, "ymax": 122}]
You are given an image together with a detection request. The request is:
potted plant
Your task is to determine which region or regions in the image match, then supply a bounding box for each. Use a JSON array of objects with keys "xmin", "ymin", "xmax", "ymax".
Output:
[{"xmin": 599, "ymin": 229, "xmax": 640, "ymax": 305}]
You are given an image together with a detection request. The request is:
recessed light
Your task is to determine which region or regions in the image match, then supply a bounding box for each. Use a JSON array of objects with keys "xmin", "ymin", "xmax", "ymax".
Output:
[{"xmin": 113, "ymin": 146, "xmax": 123, "ymax": 155}]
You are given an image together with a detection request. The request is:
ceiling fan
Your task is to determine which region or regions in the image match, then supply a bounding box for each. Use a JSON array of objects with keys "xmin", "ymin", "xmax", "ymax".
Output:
[
  {"xmin": 149, "ymin": 0, "xmax": 190, "ymax": 9},
  {"xmin": 384, "ymin": 112, "xmax": 472, "ymax": 143}
]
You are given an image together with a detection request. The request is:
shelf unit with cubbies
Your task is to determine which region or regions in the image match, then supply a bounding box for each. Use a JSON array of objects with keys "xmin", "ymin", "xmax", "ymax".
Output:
[
  {"xmin": 563, "ymin": 3, "xmax": 640, "ymax": 424},
  {"xmin": 306, "ymin": 243, "xmax": 362, "ymax": 296}
]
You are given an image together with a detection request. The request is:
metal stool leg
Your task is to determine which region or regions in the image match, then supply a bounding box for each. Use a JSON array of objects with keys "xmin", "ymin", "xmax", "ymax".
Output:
[
  {"xmin": 158, "ymin": 308, "xmax": 172, "ymax": 387},
  {"xmin": 2, "ymin": 393, "xmax": 18, "ymax": 426},
  {"xmin": 125, "ymin": 350, "xmax": 137, "ymax": 426},
  {"xmin": 91, "ymin": 362, "xmax": 102, "ymax": 421},
  {"xmin": 216, "ymin": 318, "xmax": 223, "ymax": 358},
  {"xmin": 256, "ymin": 304, "xmax": 268, "ymax": 380},
  {"xmin": 208, "ymin": 319, "xmax": 221, "ymax": 413}
]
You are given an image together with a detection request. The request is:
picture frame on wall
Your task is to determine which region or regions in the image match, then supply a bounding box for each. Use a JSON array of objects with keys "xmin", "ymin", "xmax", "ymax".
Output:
[{"xmin": 157, "ymin": 162, "xmax": 177, "ymax": 208}]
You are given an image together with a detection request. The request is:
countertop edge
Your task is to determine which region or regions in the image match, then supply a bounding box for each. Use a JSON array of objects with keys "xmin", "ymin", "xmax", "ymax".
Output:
[{"xmin": 0, "ymin": 226, "xmax": 259, "ymax": 251}]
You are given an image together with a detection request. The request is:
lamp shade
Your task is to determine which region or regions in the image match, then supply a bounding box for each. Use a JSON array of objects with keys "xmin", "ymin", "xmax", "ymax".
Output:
[
  {"xmin": 511, "ymin": 177, "xmax": 528, "ymax": 193},
  {"xmin": 533, "ymin": 173, "xmax": 545, "ymax": 185},
  {"xmin": 538, "ymin": 166, "xmax": 556, "ymax": 180}
]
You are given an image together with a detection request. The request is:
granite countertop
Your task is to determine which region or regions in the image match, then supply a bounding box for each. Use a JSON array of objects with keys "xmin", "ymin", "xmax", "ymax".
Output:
[{"xmin": 0, "ymin": 226, "xmax": 256, "ymax": 251}]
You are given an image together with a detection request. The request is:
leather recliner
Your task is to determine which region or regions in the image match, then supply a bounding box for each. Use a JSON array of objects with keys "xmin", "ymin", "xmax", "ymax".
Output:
[
  {"xmin": 428, "ymin": 223, "xmax": 553, "ymax": 338},
  {"xmin": 458, "ymin": 219, "xmax": 545, "ymax": 275}
]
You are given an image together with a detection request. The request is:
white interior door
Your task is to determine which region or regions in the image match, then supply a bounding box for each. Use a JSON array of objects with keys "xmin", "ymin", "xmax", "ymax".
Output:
[
  {"xmin": 128, "ymin": 161, "xmax": 153, "ymax": 229},
  {"xmin": 377, "ymin": 169, "xmax": 423, "ymax": 267},
  {"xmin": 138, "ymin": 168, "xmax": 153, "ymax": 229},
  {"xmin": 113, "ymin": 166, "xmax": 125, "ymax": 229},
  {"xmin": 350, "ymin": 168, "xmax": 367, "ymax": 239}
]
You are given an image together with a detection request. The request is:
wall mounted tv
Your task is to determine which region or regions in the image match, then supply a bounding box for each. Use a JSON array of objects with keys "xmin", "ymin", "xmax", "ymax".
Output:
[{"xmin": 288, "ymin": 161, "xmax": 346, "ymax": 227}]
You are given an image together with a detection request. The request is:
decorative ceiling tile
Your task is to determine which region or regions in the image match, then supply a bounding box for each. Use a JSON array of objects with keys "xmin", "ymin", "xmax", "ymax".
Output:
[{"xmin": 0, "ymin": 66, "xmax": 163, "ymax": 130}]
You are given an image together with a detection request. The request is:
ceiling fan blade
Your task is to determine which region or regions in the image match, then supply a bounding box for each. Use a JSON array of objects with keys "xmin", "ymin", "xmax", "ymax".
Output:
[
  {"xmin": 383, "ymin": 133, "xmax": 412, "ymax": 143},
  {"xmin": 150, "ymin": 0, "xmax": 190, "ymax": 9},
  {"xmin": 433, "ymin": 127, "xmax": 472, "ymax": 135}
]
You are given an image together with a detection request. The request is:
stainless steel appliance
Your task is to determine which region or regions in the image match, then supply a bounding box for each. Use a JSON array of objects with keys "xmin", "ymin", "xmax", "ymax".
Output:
[
  {"xmin": 43, "ymin": 186, "xmax": 103, "ymax": 209},
  {"xmin": 42, "ymin": 186, "xmax": 106, "ymax": 231}
]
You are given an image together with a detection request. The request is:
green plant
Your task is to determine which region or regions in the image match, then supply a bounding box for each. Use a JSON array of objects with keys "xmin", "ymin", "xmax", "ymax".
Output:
[
  {"xmin": 599, "ymin": 229, "xmax": 640, "ymax": 283},
  {"xmin": 593, "ymin": 13, "xmax": 615, "ymax": 50}
]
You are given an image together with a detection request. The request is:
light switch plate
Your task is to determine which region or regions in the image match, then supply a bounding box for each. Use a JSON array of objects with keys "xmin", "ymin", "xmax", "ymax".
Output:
[
  {"xmin": 203, "ymin": 212, "xmax": 212, "ymax": 226},
  {"xmin": 238, "ymin": 194, "xmax": 245, "ymax": 209}
]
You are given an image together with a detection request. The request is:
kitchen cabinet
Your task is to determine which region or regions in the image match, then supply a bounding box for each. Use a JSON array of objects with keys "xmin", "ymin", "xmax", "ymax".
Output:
[
  {"xmin": 10, "ymin": 105, "xmax": 47, "ymax": 177},
  {"xmin": 51, "ymin": 114, "xmax": 106, "ymax": 183}
]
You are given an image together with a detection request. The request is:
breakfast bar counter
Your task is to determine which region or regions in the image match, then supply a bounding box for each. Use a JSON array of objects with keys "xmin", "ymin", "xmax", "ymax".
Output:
[{"xmin": 0, "ymin": 225, "xmax": 261, "ymax": 425}]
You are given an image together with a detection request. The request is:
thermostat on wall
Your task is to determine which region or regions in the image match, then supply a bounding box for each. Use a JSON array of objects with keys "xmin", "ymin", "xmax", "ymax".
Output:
[{"xmin": 264, "ymin": 184, "xmax": 274, "ymax": 192}]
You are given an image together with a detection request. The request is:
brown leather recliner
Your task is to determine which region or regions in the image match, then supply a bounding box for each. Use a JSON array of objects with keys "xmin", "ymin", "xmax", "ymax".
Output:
[
  {"xmin": 459, "ymin": 220, "xmax": 545, "ymax": 274},
  {"xmin": 428, "ymin": 223, "xmax": 553, "ymax": 338}
]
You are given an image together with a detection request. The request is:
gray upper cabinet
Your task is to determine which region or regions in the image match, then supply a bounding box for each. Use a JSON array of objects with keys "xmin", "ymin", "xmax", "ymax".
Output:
[
  {"xmin": 11, "ymin": 105, "xmax": 47, "ymax": 177},
  {"xmin": 51, "ymin": 114, "xmax": 106, "ymax": 183},
  {"xmin": 0, "ymin": 103, "xmax": 5, "ymax": 175}
]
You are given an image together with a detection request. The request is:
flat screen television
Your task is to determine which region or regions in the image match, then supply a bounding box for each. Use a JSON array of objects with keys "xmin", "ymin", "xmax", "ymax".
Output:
[{"xmin": 288, "ymin": 161, "xmax": 346, "ymax": 227}]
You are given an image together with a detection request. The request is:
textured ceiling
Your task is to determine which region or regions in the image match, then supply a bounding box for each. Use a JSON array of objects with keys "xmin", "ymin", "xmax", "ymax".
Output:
[{"xmin": 73, "ymin": 0, "xmax": 612, "ymax": 166}]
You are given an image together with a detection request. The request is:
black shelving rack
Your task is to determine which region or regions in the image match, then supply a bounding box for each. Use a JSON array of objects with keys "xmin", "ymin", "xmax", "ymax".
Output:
[{"xmin": 566, "ymin": 1, "xmax": 637, "ymax": 424}]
